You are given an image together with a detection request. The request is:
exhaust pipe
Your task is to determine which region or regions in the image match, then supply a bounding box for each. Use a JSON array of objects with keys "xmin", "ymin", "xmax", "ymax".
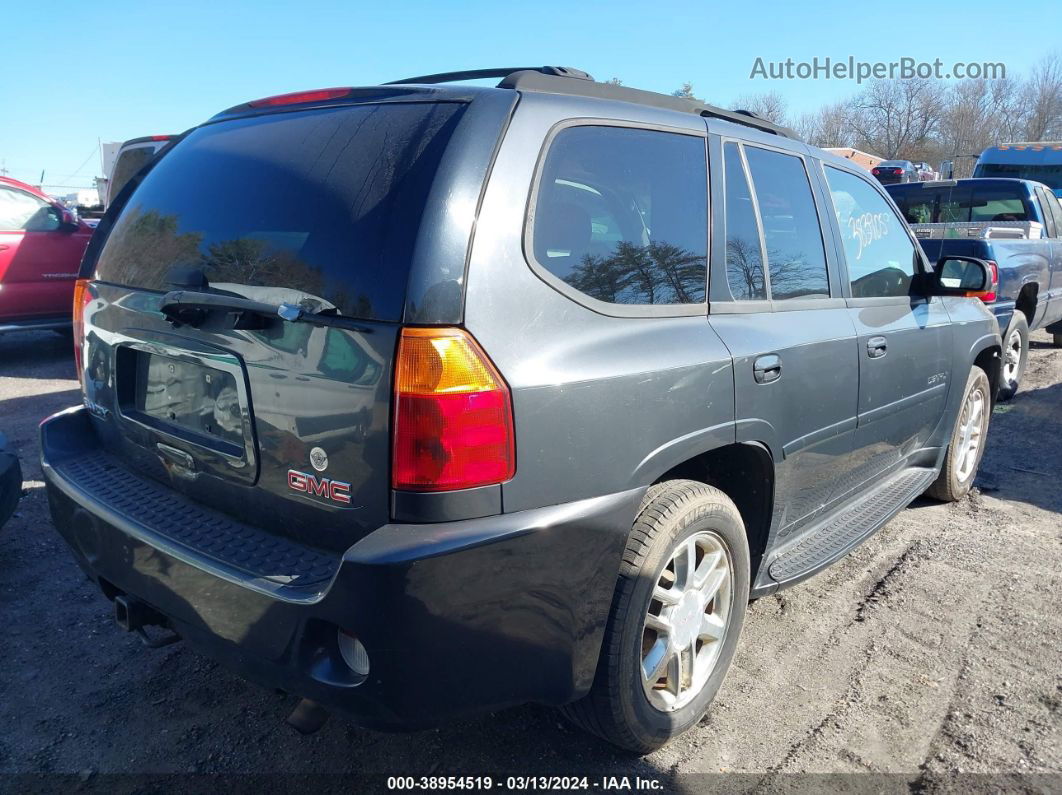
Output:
[{"xmin": 287, "ymin": 699, "xmax": 330, "ymax": 735}]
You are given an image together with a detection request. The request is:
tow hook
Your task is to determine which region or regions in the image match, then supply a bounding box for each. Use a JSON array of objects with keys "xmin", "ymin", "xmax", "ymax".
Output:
[
  {"xmin": 113, "ymin": 594, "xmax": 181, "ymax": 648},
  {"xmin": 287, "ymin": 698, "xmax": 330, "ymax": 735}
]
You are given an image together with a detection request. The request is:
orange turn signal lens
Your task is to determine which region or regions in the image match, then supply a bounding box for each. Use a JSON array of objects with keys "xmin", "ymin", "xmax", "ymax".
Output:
[
  {"xmin": 72, "ymin": 278, "xmax": 92, "ymax": 386},
  {"xmin": 395, "ymin": 327, "xmax": 502, "ymax": 395}
]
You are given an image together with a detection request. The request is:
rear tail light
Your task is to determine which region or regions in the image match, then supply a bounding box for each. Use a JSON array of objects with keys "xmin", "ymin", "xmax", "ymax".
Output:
[
  {"xmin": 72, "ymin": 278, "xmax": 92, "ymax": 386},
  {"xmin": 872, "ymin": 168, "xmax": 880, "ymax": 175},
  {"xmin": 392, "ymin": 327, "xmax": 515, "ymax": 492},
  {"xmin": 894, "ymin": 168, "xmax": 904, "ymax": 175},
  {"xmin": 979, "ymin": 260, "xmax": 999, "ymax": 303}
]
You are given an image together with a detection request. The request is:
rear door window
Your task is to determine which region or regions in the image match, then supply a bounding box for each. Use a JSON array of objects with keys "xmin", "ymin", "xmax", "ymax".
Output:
[
  {"xmin": 93, "ymin": 102, "xmax": 467, "ymax": 321},
  {"xmin": 722, "ymin": 142, "xmax": 766, "ymax": 301},
  {"xmin": 743, "ymin": 146, "xmax": 830, "ymax": 300},
  {"xmin": 531, "ymin": 125, "xmax": 708, "ymax": 306}
]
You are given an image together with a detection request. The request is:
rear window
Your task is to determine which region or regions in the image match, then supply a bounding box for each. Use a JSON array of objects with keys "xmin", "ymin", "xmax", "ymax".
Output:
[
  {"xmin": 890, "ymin": 183, "xmax": 1030, "ymax": 224},
  {"xmin": 93, "ymin": 102, "xmax": 466, "ymax": 321},
  {"xmin": 108, "ymin": 145, "xmax": 158, "ymax": 205}
]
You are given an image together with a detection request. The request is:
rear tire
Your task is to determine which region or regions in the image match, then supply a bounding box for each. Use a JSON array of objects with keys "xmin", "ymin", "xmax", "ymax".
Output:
[
  {"xmin": 1053, "ymin": 333, "xmax": 1062, "ymax": 348},
  {"xmin": 997, "ymin": 313, "xmax": 1029, "ymax": 401},
  {"xmin": 926, "ymin": 367, "xmax": 991, "ymax": 502},
  {"xmin": 561, "ymin": 480, "xmax": 750, "ymax": 753}
]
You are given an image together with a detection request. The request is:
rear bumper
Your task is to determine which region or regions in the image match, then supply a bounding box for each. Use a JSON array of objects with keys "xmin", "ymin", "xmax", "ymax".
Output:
[{"xmin": 41, "ymin": 406, "xmax": 639, "ymax": 729}]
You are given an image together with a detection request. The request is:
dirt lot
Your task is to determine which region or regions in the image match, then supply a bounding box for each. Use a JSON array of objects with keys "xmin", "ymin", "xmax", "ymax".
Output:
[{"xmin": 1, "ymin": 330, "xmax": 1060, "ymax": 793}]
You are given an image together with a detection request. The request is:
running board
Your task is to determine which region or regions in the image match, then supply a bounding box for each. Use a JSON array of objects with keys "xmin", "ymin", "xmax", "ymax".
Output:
[{"xmin": 763, "ymin": 467, "xmax": 936, "ymax": 590}]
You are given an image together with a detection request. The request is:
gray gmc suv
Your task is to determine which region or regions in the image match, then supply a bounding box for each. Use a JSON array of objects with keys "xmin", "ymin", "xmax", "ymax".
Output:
[{"xmin": 41, "ymin": 67, "xmax": 1002, "ymax": 752}]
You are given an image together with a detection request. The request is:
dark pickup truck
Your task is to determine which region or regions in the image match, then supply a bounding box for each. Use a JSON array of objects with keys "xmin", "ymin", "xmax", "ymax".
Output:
[{"xmin": 887, "ymin": 178, "xmax": 1062, "ymax": 398}]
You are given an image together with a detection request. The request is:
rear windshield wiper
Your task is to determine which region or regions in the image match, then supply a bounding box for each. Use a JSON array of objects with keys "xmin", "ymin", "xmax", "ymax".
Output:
[{"xmin": 159, "ymin": 289, "xmax": 369, "ymax": 332}]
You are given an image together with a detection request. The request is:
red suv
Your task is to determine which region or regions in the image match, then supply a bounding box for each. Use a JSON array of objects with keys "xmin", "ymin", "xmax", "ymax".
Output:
[{"xmin": 0, "ymin": 177, "xmax": 93, "ymax": 334}]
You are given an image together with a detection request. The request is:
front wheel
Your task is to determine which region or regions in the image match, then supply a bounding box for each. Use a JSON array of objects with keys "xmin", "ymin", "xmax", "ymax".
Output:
[
  {"xmin": 997, "ymin": 313, "xmax": 1029, "ymax": 401},
  {"xmin": 926, "ymin": 367, "xmax": 991, "ymax": 502},
  {"xmin": 561, "ymin": 481, "xmax": 750, "ymax": 753}
]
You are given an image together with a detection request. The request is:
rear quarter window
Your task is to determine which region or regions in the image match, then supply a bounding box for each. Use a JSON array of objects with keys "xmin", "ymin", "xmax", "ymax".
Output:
[{"xmin": 529, "ymin": 125, "xmax": 708, "ymax": 308}]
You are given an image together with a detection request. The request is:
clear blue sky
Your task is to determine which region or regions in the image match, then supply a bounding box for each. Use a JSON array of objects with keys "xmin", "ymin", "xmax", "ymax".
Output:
[{"xmin": 3, "ymin": 0, "xmax": 1058, "ymax": 191}]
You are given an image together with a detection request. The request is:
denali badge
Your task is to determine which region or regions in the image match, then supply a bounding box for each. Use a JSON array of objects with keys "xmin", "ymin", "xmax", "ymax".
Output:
[
  {"xmin": 309, "ymin": 446, "xmax": 329, "ymax": 472},
  {"xmin": 288, "ymin": 469, "xmax": 351, "ymax": 505}
]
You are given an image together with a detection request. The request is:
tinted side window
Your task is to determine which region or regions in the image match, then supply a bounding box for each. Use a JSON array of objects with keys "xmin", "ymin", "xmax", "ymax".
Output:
[
  {"xmin": 825, "ymin": 167, "xmax": 918, "ymax": 298},
  {"xmin": 723, "ymin": 143, "xmax": 766, "ymax": 301},
  {"xmin": 744, "ymin": 147, "xmax": 830, "ymax": 300},
  {"xmin": 532, "ymin": 126, "xmax": 707, "ymax": 305},
  {"xmin": 0, "ymin": 186, "xmax": 52, "ymax": 231},
  {"xmin": 1035, "ymin": 187, "xmax": 1060, "ymax": 236}
]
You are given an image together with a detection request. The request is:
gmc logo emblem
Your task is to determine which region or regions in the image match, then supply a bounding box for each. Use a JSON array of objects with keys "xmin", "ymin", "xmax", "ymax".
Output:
[{"xmin": 287, "ymin": 469, "xmax": 351, "ymax": 505}]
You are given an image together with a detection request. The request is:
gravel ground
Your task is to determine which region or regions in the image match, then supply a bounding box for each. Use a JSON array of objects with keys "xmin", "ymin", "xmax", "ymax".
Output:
[{"xmin": 1, "ymin": 329, "xmax": 1060, "ymax": 793}]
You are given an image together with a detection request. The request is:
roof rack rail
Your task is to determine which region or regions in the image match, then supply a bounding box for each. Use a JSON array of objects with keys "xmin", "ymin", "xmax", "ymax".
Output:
[
  {"xmin": 385, "ymin": 67, "xmax": 799, "ymax": 140},
  {"xmin": 498, "ymin": 71, "xmax": 800, "ymax": 140},
  {"xmin": 386, "ymin": 66, "xmax": 593, "ymax": 86}
]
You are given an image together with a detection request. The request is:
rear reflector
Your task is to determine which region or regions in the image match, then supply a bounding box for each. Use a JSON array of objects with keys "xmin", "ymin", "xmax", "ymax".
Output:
[
  {"xmin": 248, "ymin": 87, "xmax": 351, "ymax": 108},
  {"xmin": 392, "ymin": 327, "xmax": 515, "ymax": 492},
  {"xmin": 72, "ymin": 279, "xmax": 92, "ymax": 386}
]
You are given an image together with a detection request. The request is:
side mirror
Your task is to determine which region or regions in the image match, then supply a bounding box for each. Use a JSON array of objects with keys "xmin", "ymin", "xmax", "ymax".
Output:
[
  {"xmin": 932, "ymin": 256, "xmax": 997, "ymax": 300},
  {"xmin": 56, "ymin": 207, "xmax": 79, "ymax": 233}
]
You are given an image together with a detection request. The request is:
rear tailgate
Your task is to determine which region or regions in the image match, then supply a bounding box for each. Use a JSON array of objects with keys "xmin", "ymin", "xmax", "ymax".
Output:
[{"xmin": 79, "ymin": 100, "xmax": 471, "ymax": 553}]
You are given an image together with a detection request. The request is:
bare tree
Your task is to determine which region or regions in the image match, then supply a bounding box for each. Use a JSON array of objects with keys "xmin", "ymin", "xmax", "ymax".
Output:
[
  {"xmin": 672, "ymin": 82, "xmax": 696, "ymax": 99},
  {"xmin": 848, "ymin": 78, "xmax": 946, "ymax": 158},
  {"xmin": 732, "ymin": 91, "xmax": 789, "ymax": 124},
  {"xmin": 794, "ymin": 102, "xmax": 851, "ymax": 148},
  {"xmin": 604, "ymin": 77, "xmax": 623, "ymax": 86},
  {"xmin": 1024, "ymin": 52, "xmax": 1062, "ymax": 140}
]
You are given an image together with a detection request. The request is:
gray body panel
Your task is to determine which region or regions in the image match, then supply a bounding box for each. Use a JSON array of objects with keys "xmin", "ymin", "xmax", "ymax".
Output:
[{"xmin": 466, "ymin": 91, "xmax": 1000, "ymax": 590}]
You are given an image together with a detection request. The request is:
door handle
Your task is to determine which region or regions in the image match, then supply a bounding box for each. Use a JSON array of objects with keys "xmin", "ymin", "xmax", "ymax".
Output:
[
  {"xmin": 867, "ymin": 336, "xmax": 888, "ymax": 358},
  {"xmin": 753, "ymin": 354, "xmax": 782, "ymax": 384}
]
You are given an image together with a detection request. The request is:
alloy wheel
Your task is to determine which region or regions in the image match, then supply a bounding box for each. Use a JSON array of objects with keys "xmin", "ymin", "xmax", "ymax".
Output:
[
  {"xmin": 956, "ymin": 386, "xmax": 986, "ymax": 483},
  {"xmin": 640, "ymin": 531, "xmax": 734, "ymax": 712},
  {"xmin": 1002, "ymin": 328, "xmax": 1023, "ymax": 385}
]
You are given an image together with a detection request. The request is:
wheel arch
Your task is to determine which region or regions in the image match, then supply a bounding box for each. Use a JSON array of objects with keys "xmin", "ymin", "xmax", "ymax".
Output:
[
  {"xmin": 1014, "ymin": 282, "xmax": 1039, "ymax": 327},
  {"xmin": 652, "ymin": 441, "xmax": 775, "ymax": 580},
  {"xmin": 972, "ymin": 340, "xmax": 1002, "ymax": 405}
]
